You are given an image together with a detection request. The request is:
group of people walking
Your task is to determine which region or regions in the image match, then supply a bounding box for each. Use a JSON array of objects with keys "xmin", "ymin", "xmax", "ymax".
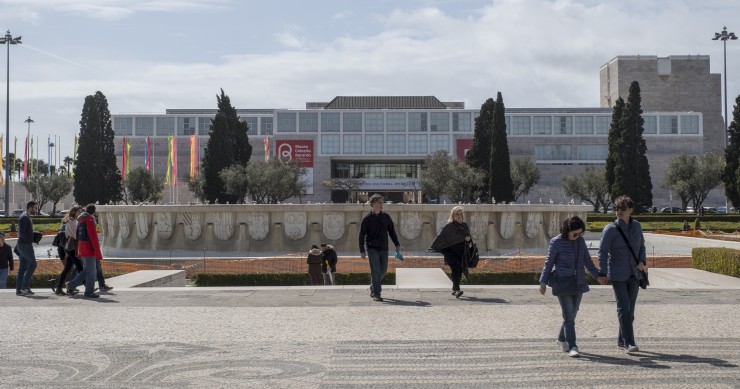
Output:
[{"xmin": 1, "ymin": 201, "xmax": 112, "ymax": 299}]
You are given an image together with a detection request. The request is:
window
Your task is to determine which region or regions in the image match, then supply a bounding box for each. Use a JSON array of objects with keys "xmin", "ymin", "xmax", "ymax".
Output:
[
  {"xmin": 505, "ymin": 116, "xmax": 510, "ymax": 135},
  {"xmin": 511, "ymin": 116, "xmax": 531, "ymax": 135},
  {"xmin": 452, "ymin": 112, "xmax": 471, "ymax": 132},
  {"xmin": 387, "ymin": 134, "xmax": 406, "ymax": 154},
  {"xmin": 408, "ymin": 134, "xmax": 428, "ymax": 154},
  {"xmin": 576, "ymin": 145, "xmax": 608, "ymax": 160},
  {"xmin": 430, "ymin": 112, "xmax": 449, "ymax": 132},
  {"xmin": 430, "ymin": 134, "xmax": 450, "ymax": 153},
  {"xmin": 243, "ymin": 117, "xmax": 258, "ymax": 134},
  {"xmin": 277, "ymin": 112, "xmax": 297, "ymax": 132},
  {"xmin": 643, "ymin": 116, "xmax": 657, "ymax": 134},
  {"xmin": 364, "ymin": 112, "xmax": 384, "ymax": 132},
  {"xmin": 156, "ymin": 117, "xmax": 175, "ymax": 136},
  {"xmin": 659, "ymin": 115, "xmax": 678, "ymax": 134},
  {"xmin": 343, "ymin": 134, "xmax": 362, "ymax": 154},
  {"xmin": 114, "ymin": 117, "xmax": 132, "ymax": 136},
  {"xmin": 554, "ymin": 116, "xmax": 572, "ymax": 135},
  {"xmin": 365, "ymin": 134, "xmax": 384, "ymax": 154},
  {"xmin": 533, "ymin": 116, "xmax": 551, "ymax": 135},
  {"xmin": 535, "ymin": 145, "xmax": 572, "ymax": 160},
  {"xmin": 198, "ymin": 117, "xmax": 213, "ymax": 135},
  {"xmin": 408, "ymin": 112, "xmax": 427, "ymax": 132},
  {"xmin": 135, "ymin": 117, "xmax": 154, "ymax": 136},
  {"xmin": 681, "ymin": 115, "xmax": 700, "ymax": 134},
  {"xmin": 387, "ymin": 113, "xmax": 406, "ymax": 132},
  {"xmin": 594, "ymin": 116, "xmax": 610, "ymax": 135},
  {"xmin": 321, "ymin": 112, "xmax": 340, "ymax": 132},
  {"xmin": 299, "ymin": 112, "xmax": 318, "ymax": 132},
  {"xmin": 260, "ymin": 117, "xmax": 273, "ymax": 135},
  {"xmin": 343, "ymin": 112, "xmax": 362, "ymax": 132},
  {"xmin": 321, "ymin": 134, "xmax": 340, "ymax": 154},
  {"xmin": 574, "ymin": 116, "xmax": 593, "ymax": 135},
  {"xmin": 177, "ymin": 117, "xmax": 196, "ymax": 136}
]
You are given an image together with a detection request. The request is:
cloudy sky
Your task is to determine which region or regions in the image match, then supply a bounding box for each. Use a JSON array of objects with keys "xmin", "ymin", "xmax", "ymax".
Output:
[{"xmin": 0, "ymin": 0, "xmax": 738, "ymax": 161}]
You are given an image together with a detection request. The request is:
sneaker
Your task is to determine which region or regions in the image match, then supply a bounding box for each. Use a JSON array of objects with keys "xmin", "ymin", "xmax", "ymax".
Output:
[
  {"xmin": 617, "ymin": 342, "xmax": 624, "ymax": 349},
  {"xmin": 100, "ymin": 285, "xmax": 114, "ymax": 292},
  {"xmin": 556, "ymin": 340, "xmax": 569, "ymax": 352},
  {"xmin": 455, "ymin": 290, "xmax": 464, "ymax": 298},
  {"xmin": 372, "ymin": 295, "xmax": 383, "ymax": 302},
  {"xmin": 22, "ymin": 289, "xmax": 35, "ymax": 295},
  {"xmin": 16, "ymin": 290, "xmax": 26, "ymax": 296},
  {"xmin": 625, "ymin": 345, "xmax": 639, "ymax": 354},
  {"xmin": 451, "ymin": 291, "xmax": 457, "ymax": 296},
  {"xmin": 568, "ymin": 347, "xmax": 580, "ymax": 357},
  {"xmin": 370, "ymin": 292, "xmax": 376, "ymax": 298},
  {"xmin": 67, "ymin": 288, "xmax": 79, "ymax": 296},
  {"xmin": 84, "ymin": 294, "xmax": 100, "ymax": 299}
]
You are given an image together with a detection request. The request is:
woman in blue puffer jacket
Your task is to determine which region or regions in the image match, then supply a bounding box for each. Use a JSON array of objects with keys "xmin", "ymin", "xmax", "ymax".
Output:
[{"xmin": 539, "ymin": 216, "xmax": 607, "ymax": 357}]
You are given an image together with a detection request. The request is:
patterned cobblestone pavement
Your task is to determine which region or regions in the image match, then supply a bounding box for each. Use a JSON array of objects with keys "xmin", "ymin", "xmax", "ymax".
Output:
[{"xmin": 1, "ymin": 287, "xmax": 738, "ymax": 388}]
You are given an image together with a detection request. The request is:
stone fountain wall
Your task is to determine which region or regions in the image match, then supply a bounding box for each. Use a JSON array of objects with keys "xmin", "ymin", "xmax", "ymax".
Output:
[{"xmin": 96, "ymin": 204, "xmax": 591, "ymax": 258}]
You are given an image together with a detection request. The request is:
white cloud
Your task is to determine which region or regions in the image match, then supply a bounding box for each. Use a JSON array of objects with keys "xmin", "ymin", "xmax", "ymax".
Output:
[{"xmin": 274, "ymin": 31, "xmax": 304, "ymax": 50}]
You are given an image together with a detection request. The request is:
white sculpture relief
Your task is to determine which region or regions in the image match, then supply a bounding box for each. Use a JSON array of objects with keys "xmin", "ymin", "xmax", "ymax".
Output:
[
  {"xmin": 468, "ymin": 213, "xmax": 488, "ymax": 241},
  {"xmin": 105, "ymin": 212, "xmax": 116, "ymax": 238},
  {"xmin": 118, "ymin": 213, "xmax": 130, "ymax": 239},
  {"xmin": 136, "ymin": 213, "xmax": 149, "ymax": 240},
  {"xmin": 525, "ymin": 212, "xmax": 542, "ymax": 239},
  {"xmin": 283, "ymin": 212, "xmax": 307, "ymax": 241},
  {"xmin": 247, "ymin": 212, "xmax": 269, "ymax": 240},
  {"xmin": 499, "ymin": 212, "xmax": 516, "ymax": 240},
  {"xmin": 155, "ymin": 213, "xmax": 173, "ymax": 240},
  {"xmin": 322, "ymin": 213, "xmax": 344, "ymax": 241},
  {"xmin": 182, "ymin": 212, "xmax": 202, "ymax": 240},
  {"xmin": 399, "ymin": 212, "xmax": 421, "ymax": 240},
  {"xmin": 548, "ymin": 212, "xmax": 560, "ymax": 238},
  {"xmin": 213, "ymin": 212, "xmax": 235, "ymax": 241},
  {"xmin": 435, "ymin": 212, "xmax": 448, "ymax": 235}
]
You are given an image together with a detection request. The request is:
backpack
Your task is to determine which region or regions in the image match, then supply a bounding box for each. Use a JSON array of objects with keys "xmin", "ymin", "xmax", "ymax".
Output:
[{"xmin": 52, "ymin": 223, "xmax": 68, "ymax": 247}]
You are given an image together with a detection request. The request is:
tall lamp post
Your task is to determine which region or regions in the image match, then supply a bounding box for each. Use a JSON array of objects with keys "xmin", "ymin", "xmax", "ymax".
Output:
[
  {"xmin": 712, "ymin": 26, "xmax": 737, "ymax": 213},
  {"xmin": 0, "ymin": 30, "xmax": 21, "ymax": 215}
]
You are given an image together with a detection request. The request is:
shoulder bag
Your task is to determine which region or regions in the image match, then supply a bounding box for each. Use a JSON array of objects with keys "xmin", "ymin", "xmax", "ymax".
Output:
[{"xmin": 614, "ymin": 222, "xmax": 649, "ymax": 289}]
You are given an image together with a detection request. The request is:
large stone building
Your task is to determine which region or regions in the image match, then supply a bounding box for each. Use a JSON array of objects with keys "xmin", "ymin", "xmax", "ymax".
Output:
[{"xmin": 111, "ymin": 55, "xmax": 724, "ymax": 207}]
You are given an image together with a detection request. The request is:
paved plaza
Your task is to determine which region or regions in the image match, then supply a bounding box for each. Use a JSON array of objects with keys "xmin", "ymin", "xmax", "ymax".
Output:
[{"xmin": 2, "ymin": 285, "xmax": 739, "ymax": 388}]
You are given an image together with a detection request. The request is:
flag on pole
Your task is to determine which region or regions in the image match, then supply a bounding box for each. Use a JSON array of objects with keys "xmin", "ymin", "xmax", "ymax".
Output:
[
  {"xmin": 0, "ymin": 136, "xmax": 4, "ymax": 186},
  {"xmin": 145, "ymin": 136, "xmax": 151, "ymax": 172},
  {"xmin": 121, "ymin": 136, "xmax": 126, "ymax": 179},
  {"xmin": 189, "ymin": 135, "xmax": 198, "ymax": 178},
  {"xmin": 166, "ymin": 135, "xmax": 173, "ymax": 185},
  {"xmin": 13, "ymin": 137, "xmax": 17, "ymax": 181},
  {"xmin": 23, "ymin": 136, "xmax": 28, "ymax": 180},
  {"xmin": 72, "ymin": 135, "xmax": 78, "ymax": 177},
  {"xmin": 30, "ymin": 136, "xmax": 34, "ymax": 176},
  {"xmin": 125, "ymin": 139, "xmax": 131, "ymax": 178},
  {"xmin": 263, "ymin": 136, "xmax": 269, "ymax": 161},
  {"xmin": 172, "ymin": 135, "xmax": 177, "ymax": 186}
]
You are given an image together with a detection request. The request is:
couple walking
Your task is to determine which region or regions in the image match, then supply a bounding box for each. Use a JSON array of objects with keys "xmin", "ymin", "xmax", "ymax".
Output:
[{"xmin": 540, "ymin": 195, "xmax": 647, "ymax": 357}]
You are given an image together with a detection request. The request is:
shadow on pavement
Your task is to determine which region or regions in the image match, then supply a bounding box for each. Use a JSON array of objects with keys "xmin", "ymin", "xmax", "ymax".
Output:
[
  {"xmin": 580, "ymin": 350, "xmax": 738, "ymax": 369},
  {"xmin": 461, "ymin": 296, "xmax": 510, "ymax": 304},
  {"xmin": 381, "ymin": 298, "xmax": 431, "ymax": 307}
]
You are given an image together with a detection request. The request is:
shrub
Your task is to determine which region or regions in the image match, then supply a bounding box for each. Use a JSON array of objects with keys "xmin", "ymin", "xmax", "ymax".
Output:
[
  {"xmin": 692, "ymin": 248, "xmax": 740, "ymax": 278},
  {"xmin": 191, "ymin": 272, "xmax": 396, "ymax": 287}
]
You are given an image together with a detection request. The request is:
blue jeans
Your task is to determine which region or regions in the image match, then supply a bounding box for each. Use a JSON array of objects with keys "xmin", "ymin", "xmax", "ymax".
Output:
[
  {"xmin": 0, "ymin": 267, "xmax": 8, "ymax": 289},
  {"xmin": 367, "ymin": 248, "xmax": 388, "ymax": 296},
  {"xmin": 612, "ymin": 276, "xmax": 640, "ymax": 347},
  {"xmin": 67, "ymin": 257, "xmax": 99, "ymax": 296},
  {"xmin": 557, "ymin": 293, "xmax": 583, "ymax": 349},
  {"xmin": 15, "ymin": 243, "xmax": 37, "ymax": 292}
]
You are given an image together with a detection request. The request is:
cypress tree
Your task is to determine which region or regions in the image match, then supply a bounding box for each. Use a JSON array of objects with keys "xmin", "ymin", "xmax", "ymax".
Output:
[
  {"xmin": 200, "ymin": 89, "xmax": 251, "ymax": 203},
  {"xmin": 723, "ymin": 95, "xmax": 740, "ymax": 208},
  {"xmin": 605, "ymin": 97, "xmax": 625, "ymax": 197},
  {"xmin": 489, "ymin": 92, "xmax": 514, "ymax": 203},
  {"xmin": 465, "ymin": 98, "xmax": 494, "ymax": 201},
  {"xmin": 73, "ymin": 91, "xmax": 122, "ymax": 205}
]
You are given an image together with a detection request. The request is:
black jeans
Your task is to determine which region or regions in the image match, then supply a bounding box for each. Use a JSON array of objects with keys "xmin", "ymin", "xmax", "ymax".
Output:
[
  {"xmin": 611, "ymin": 276, "xmax": 640, "ymax": 347},
  {"xmin": 56, "ymin": 251, "xmax": 83, "ymax": 289}
]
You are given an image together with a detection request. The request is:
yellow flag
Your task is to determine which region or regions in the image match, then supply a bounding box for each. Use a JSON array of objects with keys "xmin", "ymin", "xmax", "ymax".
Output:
[{"xmin": 166, "ymin": 136, "xmax": 173, "ymax": 185}]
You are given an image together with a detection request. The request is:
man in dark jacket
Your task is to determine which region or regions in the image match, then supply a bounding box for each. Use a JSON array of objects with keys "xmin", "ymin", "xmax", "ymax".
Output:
[
  {"xmin": 320, "ymin": 243, "xmax": 338, "ymax": 285},
  {"xmin": 16, "ymin": 201, "xmax": 38, "ymax": 295},
  {"xmin": 359, "ymin": 194, "xmax": 401, "ymax": 302},
  {"xmin": 0, "ymin": 232, "xmax": 14, "ymax": 289}
]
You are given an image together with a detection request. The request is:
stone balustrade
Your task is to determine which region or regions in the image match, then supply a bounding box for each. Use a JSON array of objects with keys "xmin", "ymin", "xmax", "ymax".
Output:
[{"xmin": 96, "ymin": 204, "xmax": 591, "ymax": 258}]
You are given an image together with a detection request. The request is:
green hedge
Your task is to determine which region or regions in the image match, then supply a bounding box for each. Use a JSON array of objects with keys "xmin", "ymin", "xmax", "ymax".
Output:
[
  {"xmin": 692, "ymin": 248, "xmax": 740, "ymax": 278},
  {"xmin": 192, "ymin": 272, "xmax": 397, "ymax": 287},
  {"xmin": 6, "ymin": 272, "xmax": 126, "ymax": 288}
]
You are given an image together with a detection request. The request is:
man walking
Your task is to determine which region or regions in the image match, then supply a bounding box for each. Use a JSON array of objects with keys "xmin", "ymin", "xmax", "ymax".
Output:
[
  {"xmin": 16, "ymin": 201, "xmax": 38, "ymax": 296},
  {"xmin": 359, "ymin": 194, "xmax": 401, "ymax": 302},
  {"xmin": 66, "ymin": 204, "xmax": 104, "ymax": 298},
  {"xmin": 0, "ymin": 232, "xmax": 13, "ymax": 289}
]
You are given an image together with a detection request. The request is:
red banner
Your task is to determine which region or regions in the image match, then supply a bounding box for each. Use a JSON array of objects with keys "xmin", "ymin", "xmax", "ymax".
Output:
[
  {"xmin": 276, "ymin": 140, "xmax": 314, "ymax": 167},
  {"xmin": 456, "ymin": 139, "xmax": 473, "ymax": 161}
]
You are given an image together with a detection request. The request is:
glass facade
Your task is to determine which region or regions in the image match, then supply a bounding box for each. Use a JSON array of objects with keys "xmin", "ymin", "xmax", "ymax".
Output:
[
  {"xmin": 535, "ymin": 144, "xmax": 572, "ymax": 160},
  {"xmin": 321, "ymin": 112, "xmax": 340, "ymax": 132},
  {"xmin": 387, "ymin": 134, "xmax": 406, "ymax": 154},
  {"xmin": 114, "ymin": 117, "xmax": 133, "ymax": 136},
  {"xmin": 408, "ymin": 112, "xmax": 427, "ymax": 132},
  {"xmin": 177, "ymin": 117, "xmax": 196, "ymax": 136},
  {"xmin": 594, "ymin": 116, "xmax": 610, "ymax": 134},
  {"xmin": 681, "ymin": 115, "xmax": 699, "ymax": 134},
  {"xmin": 260, "ymin": 117, "xmax": 273, "ymax": 135},
  {"xmin": 644, "ymin": 116, "xmax": 657, "ymax": 134},
  {"xmin": 135, "ymin": 117, "xmax": 154, "ymax": 136},
  {"xmin": 277, "ymin": 112, "xmax": 297, "ymax": 132},
  {"xmin": 244, "ymin": 117, "xmax": 258, "ymax": 135},
  {"xmin": 408, "ymin": 134, "xmax": 428, "ymax": 153},
  {"xmin": 533, "ymin": 116, "xmax": 551, "ymax": 135},
  {"xmin": 156, "ymin": 117, "xmax": 175, "ymax": 136},
  {"xmin": 198, "ymin": 117, "xmax": 213, "ymax": 135},
  {"xmin": 365, "ymin": 134, "xmax": 384, "ymax": 154},
  {"xmin": 336, "ymin": 161, "xmax": 420, "ymax": 179},
  {"xmin": 576, "ymin": 144, "xmax": 608, "ymax": 160},
  {"xmin": 574, "ymin": 116, "xmax": 593, "ymax": 134},
  {"xmin": 554, "ymin": 116, "xmax": 572, "ymax": 135},
  {"xmin": 343, "ymin": 112, "xmax": 362, "ymax": 132},
  {"xmin": 430, "ymin": 112, "xmax": 449, "ymax": 132},
  {"xmin": 452, "ymin": 112, "xmax": 471, "ymax": 132},
  {"xmin": 364, "ymin": 112, "xmax": 384, "ymax": 132},
  {"xmin": 299, "ymin": 112, "xmax": 318, "ymax": 132},
  {"xmin": 321, "ymin": 134, "xmax": 340, "ymax": 154},
  {"xmin": 343, "ymin": 134, "xmax": 362, "ymax": 154},
  {"xmin": 387, "ymin": 112, "xmax": 406, "ymax": 132},
  {"xmin": 430, "ymin": 134, "xmax": 450, "ymax": 153},
  {"xmin": 660, "ymin": 115, "xmax": 678, "ymax": 134},
  {"xmin": 512, "ymin": 116, "xmax": 531, "ymax": 135}
]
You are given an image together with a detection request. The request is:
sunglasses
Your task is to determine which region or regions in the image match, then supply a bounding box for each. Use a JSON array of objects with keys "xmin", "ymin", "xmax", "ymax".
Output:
[{"xmin": 614, "ymin": 205, "xmax": 629, "ymax": 211}]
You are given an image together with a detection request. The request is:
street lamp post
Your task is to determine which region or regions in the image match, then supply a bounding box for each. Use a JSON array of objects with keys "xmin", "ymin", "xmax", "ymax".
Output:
[
  {"xmin": 713, "ymin": 26, "xmax": 738, "ymax": 213},
  {"xmin": 0, "ymin": 30, "xmax": 21, "ymax": 215}
]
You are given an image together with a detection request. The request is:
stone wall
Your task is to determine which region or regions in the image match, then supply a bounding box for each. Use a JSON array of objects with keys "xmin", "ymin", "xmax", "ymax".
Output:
[{"xmin": 97, "ymin": 204, "xmax": 590, "ymax": 258}]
